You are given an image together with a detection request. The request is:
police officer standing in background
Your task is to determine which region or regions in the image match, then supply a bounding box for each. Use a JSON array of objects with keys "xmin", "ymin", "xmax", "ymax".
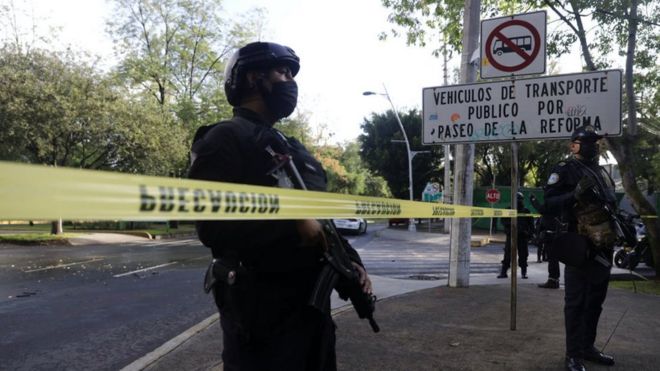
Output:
[
  {"xmin": 497, "ymin": 192, "xmax": 533, "ymax": 279},
  {"xmin": 189, "ymin": 42, "xmax": 371, "ymax": 371},
  {"xmin": 536, "ymin": 125, "xmax": 617, "ymax": 371},
  {"xmin": 533, "ymin": 211, "xmax": 561, "ymax": 289}
]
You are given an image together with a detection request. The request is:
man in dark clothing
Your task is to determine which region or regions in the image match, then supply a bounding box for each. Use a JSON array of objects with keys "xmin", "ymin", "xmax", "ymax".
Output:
[
  {"xmin": 189, "ymin": 41, "xmax": 371, "ymax": 371},
  {"xmin": 497, "ymin": 192, "xmax": 534, "ymax": 279},
  {"xmin": 536, "ymin": 125, "xmax": 617, "ymax": 371},
  {"xmin": 533, "ymin": 212, "xmax": 561, "ymax": 289}
]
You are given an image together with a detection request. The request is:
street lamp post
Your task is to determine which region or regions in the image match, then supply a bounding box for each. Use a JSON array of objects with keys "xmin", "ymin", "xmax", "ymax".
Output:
[{"xmin": 364, "ymin": 85, "xmax": 417, "ymax": 232}]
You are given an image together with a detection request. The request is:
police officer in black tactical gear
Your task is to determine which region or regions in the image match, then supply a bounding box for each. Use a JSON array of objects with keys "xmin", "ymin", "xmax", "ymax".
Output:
[
  {"xmin": 188, "ymin": 41, "xmax": 372, "ymax": 371},
  {"xmin": 531, "ymin": 202, "xmax": 561, "ymax": 289},
  {"xmin": 536, "ymin": 125, "xmax": 617, "ymax": 371},
  {"xmin": 497, "ymin": 192, "xmax": 534, "ymax": 279}
]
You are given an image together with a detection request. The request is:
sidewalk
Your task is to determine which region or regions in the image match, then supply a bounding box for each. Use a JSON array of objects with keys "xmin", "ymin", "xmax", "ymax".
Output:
[{"xmin": 126, "ymin": 228, "xmax": 660, "ymax": 371}]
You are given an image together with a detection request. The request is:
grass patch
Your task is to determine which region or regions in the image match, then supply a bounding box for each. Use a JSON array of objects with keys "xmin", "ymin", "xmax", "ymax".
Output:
[
  {"xmin": 610, "ymin": 280, "xmax": 660, "ymax": 296},
  {"xmin": 0, "ymin": 223, "xmax": 51, "ymax": 232},
  {"xmin": 146, "ymin": 224, "xmax": 196, "ymax": 237},
  {"xmin": 0, "ymin": 222, "xmax": 196, "ymax": 238},
  {"xmin": 0, "ymin": 233, "xmax": 79, "ymax": 245}
]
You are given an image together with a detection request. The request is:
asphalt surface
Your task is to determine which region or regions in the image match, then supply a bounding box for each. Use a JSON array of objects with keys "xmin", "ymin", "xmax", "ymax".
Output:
[
  {"xmin": 0, "ymin": 237, "xmax": 216, "ymax": 370},
  {"xmin": 3, "ymin": 227, "xmax": 658, "ymax": 371},
  {"xmin": 124, "ymin": 227, "xmax": 660, "ymax": 371}
]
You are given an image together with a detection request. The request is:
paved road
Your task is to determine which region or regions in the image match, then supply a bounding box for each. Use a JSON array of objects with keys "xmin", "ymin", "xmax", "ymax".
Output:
[
  {"xmin": 0, "ymin": 238, "xmax": 215, "ymax": 370},
  {"xmin": 358, "ymin": 233, "xmax": 504, "ymax": 279},
  {"xmin": 0, "ymin": 222, "xmax": 527, "ymax": 370},
  {"xmin": 359, "ymin": 222, "xmax": 511, "ymax": 279},
  {"xmin": 0, "ymin": 225, "xmax": 380, "ymax": 370}
]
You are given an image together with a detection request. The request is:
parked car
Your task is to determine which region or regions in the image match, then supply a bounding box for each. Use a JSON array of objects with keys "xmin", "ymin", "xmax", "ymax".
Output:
[
  {"xmin": 388, "ymin": 218, "xmax": 409, "ymax": 227},
  {"xmin": 333, "ymin": 218, "xmax": 367, "ymax": 235}
]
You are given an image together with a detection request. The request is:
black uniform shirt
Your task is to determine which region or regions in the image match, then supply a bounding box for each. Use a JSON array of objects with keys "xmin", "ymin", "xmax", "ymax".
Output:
[
  {"xmin": 543, "ymin": 158, "xmax": 616, "ymax": 231},
  {"xmin": 189, "ymin": 108, "xmax": 323, "ymax": 271}
]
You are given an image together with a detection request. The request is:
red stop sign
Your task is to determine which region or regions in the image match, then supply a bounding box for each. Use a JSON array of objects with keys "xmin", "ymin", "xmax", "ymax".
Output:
[{"xmin": 486, "ymin": 189, "xmax": 500, "ymax": 203}]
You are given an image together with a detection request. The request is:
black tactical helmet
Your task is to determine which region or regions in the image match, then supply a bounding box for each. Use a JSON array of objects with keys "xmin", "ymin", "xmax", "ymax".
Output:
[
  {"xmin": 570, "ymin": 125, "xmax": 603, "ymax": 143},
  {"xmin": 224, "ymin": 42, "xmax": 300, "ymax": 107}
]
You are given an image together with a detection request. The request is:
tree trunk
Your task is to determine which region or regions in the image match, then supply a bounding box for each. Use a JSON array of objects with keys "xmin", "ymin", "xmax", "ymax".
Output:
[
  {"xmin": 50, "ymin": 219, "xmax": 63, "ymax": 235},
  {"xmin": 613, "ymin": 0, "xmax": 659, "ymax": 277},
  {"xmin": 607, "ymin": 138, "xmax": 659, "ymax": 277}
]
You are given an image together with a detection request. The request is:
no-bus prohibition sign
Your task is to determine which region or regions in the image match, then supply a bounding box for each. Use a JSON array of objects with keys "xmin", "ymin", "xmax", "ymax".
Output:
[{"xmin": 481, "ymin": 11, "xmax": 546, "ymax": 79}]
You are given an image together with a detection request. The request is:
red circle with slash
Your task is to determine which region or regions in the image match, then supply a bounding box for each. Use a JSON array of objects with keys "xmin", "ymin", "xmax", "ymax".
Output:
[{"xmin": 485, "ymin": 19, "xmax": 541, "ymax": 72}]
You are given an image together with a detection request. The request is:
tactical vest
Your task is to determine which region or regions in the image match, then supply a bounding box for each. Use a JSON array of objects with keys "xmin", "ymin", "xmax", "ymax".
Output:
[{"xmin": 572, "ymin": 162, "xmax": 617, "ymax": 249}]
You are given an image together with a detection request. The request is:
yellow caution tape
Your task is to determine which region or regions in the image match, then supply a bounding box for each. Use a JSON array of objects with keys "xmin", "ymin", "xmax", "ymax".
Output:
[{"xmin": 0, "ymin": 161, "xmax": 518, "ymax": 221}]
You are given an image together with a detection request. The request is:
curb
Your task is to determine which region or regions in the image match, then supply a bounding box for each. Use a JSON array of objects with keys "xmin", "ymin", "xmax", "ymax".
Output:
[
  {"xmin": 120, "ymin": 314, "xmax": 219, "ymax": 371},
  {"xmin": 153, "ymin": 232, "xmax": 197, "ymax": 240}
]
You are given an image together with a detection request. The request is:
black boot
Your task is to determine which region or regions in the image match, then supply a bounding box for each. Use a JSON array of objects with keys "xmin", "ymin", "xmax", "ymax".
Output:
[
  {"xmin": 565, "ymin": 357, "xmax": 586, "ymax": 371},
  {"xmin": 521, "ymin": 267, "xmax": 528, "ymax": 279},
  {"xmin": 538, "ymin": 278, "xmax": 559, "ymax": 289},
  {"xmin": 583, "ymin": 346, "xmax": 615, "ymax": 366},
  {"xmin": 497, "ymin": 266, "xmax": 508, "ymax": 278}
]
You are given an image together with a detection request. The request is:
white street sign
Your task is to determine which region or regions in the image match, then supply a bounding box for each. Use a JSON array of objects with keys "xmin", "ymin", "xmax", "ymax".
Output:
[
  {"xmin": 422, "ymin": 70, "xmax": 622, "ymax": 145},
  {"xmin": 481, "ymin": 11, "xmax": 546, "ymax": 79}
]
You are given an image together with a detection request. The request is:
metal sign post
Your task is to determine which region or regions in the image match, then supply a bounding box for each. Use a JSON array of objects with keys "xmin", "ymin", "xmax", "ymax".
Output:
[
  {"xmin": 510, "ymin": 142, "xmax": 519, "ymax": 330},
  {"xmin": 486, "ymin": 186, "xmax": 499, "ymax": 237}
]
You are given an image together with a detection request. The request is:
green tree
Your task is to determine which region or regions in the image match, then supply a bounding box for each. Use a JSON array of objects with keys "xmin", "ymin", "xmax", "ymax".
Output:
[
  {"xmin": 379, "ymin": 1, "xmax": 530, "ymax": 57},
  {"xmin": 107, "ymin": 0, "xmax": 260, "ymax": 132},
  {"xmin": 0, "ymin": 46, "xmax": 190, "ymax": 233},
  {"xmin": 0, "ymin": 47, "xmax": 188, "ymax": 173},
  {"xmin": 474, "ymin": 140, "xmax": 568, "ymax": 187},
  {"xmin": 346, "ymin": 146, "xmax": 393, "ymax": 198},
  {"xmin": 359, "ymin": 109, "xmax": 443, "ymax": 200},
  {"xmin": 277, "ymin": 111, "xmax": 315, "ymax": 148},
  {"xmin": 278, "ymin": 113, "xmax": 391, "ymax": 197}
]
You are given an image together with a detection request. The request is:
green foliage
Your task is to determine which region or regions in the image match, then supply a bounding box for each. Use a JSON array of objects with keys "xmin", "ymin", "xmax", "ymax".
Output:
[
  {"xmin": 380, "ymin": 0, "xmax": 536, "ymax": 57},
  {"xmin": 276, "ymin": 113, "xmax": 391, "ymax": 197},
  {"xmin": 474, "ymin": 140, "xmax": 569, "ymax": 187},
  {"xmin": 106, "ymin": 92, "xmax": 189, "ymax": 175},
  {"xmin": 634, "ymin": 66, "xmax": 660, "ymax": 192},
  {"xmin": 312, "ymin": 142, "xmax": 392, "ymax": 197},
  {"xmin": 107, "ymin": 0, "xmax": 257, "ymax": 134},
  {"xmin": 359, "ymin": 109, "xmax": 443, "ymax": 200},
  {"xmin": 344, "ymin": 143, "xmax": 393, "ymax": 198},
  {"xmin": 277, "ymin": 112, "xmax": 315, "ymax": 148},
  {"xmin": 0, "ymin": 47, "xmax": 188, "ymax": 175}
]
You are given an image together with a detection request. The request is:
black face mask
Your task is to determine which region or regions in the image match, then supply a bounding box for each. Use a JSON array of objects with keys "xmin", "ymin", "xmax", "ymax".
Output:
[
  {"xmin": 260, "ymin": 80, "xmax": 298, "ymax": 121},
  {"xmin": 578, "ymin": 141, "xmax": 599, "ymax": 160}
]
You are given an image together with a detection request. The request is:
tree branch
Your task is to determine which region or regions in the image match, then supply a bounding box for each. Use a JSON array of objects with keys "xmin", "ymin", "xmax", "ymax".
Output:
[{"xmin": 543, "ymin": 0, "xmax": 580, "ymax": 36}]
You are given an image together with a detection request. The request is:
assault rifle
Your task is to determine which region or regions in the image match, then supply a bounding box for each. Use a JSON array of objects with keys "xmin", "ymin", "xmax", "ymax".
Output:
[{"xmin": 266, "ymin": 146, "xmax": 380, "ymax": 333}]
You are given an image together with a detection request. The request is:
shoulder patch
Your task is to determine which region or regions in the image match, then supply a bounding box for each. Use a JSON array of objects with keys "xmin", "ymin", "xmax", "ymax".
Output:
[{"xmin": 547, "ymin": 173, "xmax": 560, "ymax": 185}]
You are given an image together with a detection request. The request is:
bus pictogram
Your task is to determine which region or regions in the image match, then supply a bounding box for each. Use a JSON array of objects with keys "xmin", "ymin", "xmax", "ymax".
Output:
[
  {"xmin": 493, "ymin": 35, "xmax": 532, "ymax": 56},
  {"xmin": 480, "ymin": 11, "xmax": 547, "ymax": 78}
]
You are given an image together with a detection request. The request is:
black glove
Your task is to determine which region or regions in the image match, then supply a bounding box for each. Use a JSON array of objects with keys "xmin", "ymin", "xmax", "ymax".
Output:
[
  {"xmin": 529, "ymin": 194, "xmax": 543, "ymax": 212},
  {"xmin": 574, "ymin": 176, "xmax": 596, "ymax": 203}
]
